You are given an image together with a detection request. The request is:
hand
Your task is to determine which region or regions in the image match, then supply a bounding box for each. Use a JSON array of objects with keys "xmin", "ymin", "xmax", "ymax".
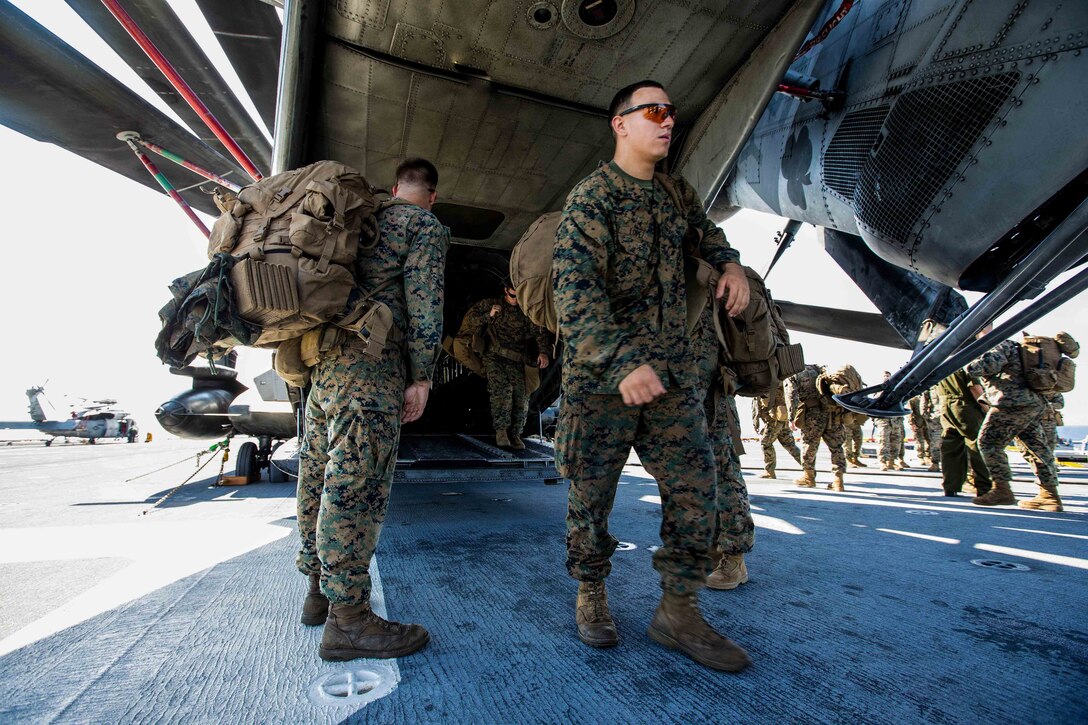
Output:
[
  {"xmin": 537, "ymin": 353, "xmax": 550, "ymax": 369},
  {"xmin": 715, "ymin": 262, "xmax": 750, "ymax": 317},
  {"xmin": 618, "ymin": 364, "xmax": 666, "ymax": 406},
  {"xmin": 401, "ymin": 381, "xmax": 431, "ymax": 423},
  {"xmin": 489, "ymin": 305, "xmax": 501, "ymax": 318}
]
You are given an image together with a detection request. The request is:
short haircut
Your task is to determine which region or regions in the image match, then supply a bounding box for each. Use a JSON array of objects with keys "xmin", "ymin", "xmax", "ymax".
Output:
[
  {"xmin": 608, "ymin": 80, "xmax": 665, "ymax": 120},
  {"xmin": 395, "ymin": 157, "xmax": 438, "ymax": 189}
]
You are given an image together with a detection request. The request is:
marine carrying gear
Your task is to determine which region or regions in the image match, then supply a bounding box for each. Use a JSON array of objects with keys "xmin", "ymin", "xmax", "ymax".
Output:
[
  {"xmin": 1019, "ymin": 333, "xmax": 1078, "ymax": 394},
  {"xmin": 157, "ymin": 161, "xmax": 406, "ymax": 384}
]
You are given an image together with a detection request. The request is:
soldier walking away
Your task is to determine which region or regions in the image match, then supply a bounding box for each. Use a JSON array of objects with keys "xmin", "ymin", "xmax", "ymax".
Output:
[
  {"xmin": 965, "ymin": 332, "xmax": 1067, "ymax": 511},
  {"xmin": 908, "ymin": 395, "xmax": 933, "ymax": 466},
  {"xmin": 752, "ymin": 384, "xmax": 802, "ymax": 478},
  {"xmin": 553, "ymin": 80, "xmax": 752, "ymax": 672},
  {"xmin": 295, "ymin": 158, "xmax": 449, "ymax": 660},
  {"xmin": 843, "ymin": 411, "xmax": 868, "ymax": 467},
  {"xmin": 692, "ymin": 305, "xmax": 755, "ymax": 592},
  {"xmin": 877, "ymin": 371, "xmax": 907, "ymax": 471},
  {"xmin": 463, "ymin": 281, "xmax": 553, "ymax": 449},
  {"xmin": 785, "ymin": 364, "xmax": 848, "ymax": 491},
  {"xmin": 936, "ymin": 369, "xmax": 992, "ymax": 497}
]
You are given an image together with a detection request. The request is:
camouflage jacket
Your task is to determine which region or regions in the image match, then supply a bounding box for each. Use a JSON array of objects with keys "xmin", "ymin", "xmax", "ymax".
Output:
[
  {"xmin": 752, "ymin": 383, "xmax": 788, "ymax": 429},
  {"xmin": 354, "ymin": 203, "xmax": 448, "ymax": 383},
  {"xmin": 553, "ymin": 162, "xmax": 739, "ymax": 397},
  {"xmin": 464, "ymin": 297, "xmax": 553, "ymax": 362},
  {"xmin": 965, "ymin": 339, "xmax": 1045, "ymax": 409}
]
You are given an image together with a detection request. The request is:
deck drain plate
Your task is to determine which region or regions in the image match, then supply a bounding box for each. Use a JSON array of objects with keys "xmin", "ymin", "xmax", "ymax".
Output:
[
  {"xmin": 307, "ymin": 664, "xmax": 398, "ymax": 707},
  {"xmin": 904, "ymin": 510, "xmax": 939, "ymax": 516},
  {"xmin": 971, "ymin": 559, "xmax": 1031, "ymax": 572}
]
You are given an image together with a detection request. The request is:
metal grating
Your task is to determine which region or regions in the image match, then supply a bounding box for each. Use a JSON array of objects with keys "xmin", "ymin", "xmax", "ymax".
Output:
[
  {"xmin": 854, "ymin": 73, "xmax": 1020, "ymax": 246},
  {"xmin": 823, "ymin": 105, "xmax": 891, "ymax": 198}
]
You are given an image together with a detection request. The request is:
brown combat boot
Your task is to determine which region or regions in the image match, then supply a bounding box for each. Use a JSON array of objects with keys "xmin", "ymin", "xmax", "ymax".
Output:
[
  {"xmin": 794, "ymin": 470, "xmax": 816, "ymax": 488},
  {"xmin": 647, "ymin": 591, "xmax": 751, "ymax": 672},
  {"xmin": 759, "ymin": 469, "xmax": 776, "ymax": 479},
  {"xmin": 575, "ymin": 581, "xmax": 619, "ymax": 648},
  {"xmin": 301, "ymin": 573, "xmax": 329, "ymax": 626},
  {"xmin": 972, "ymin": 481, "xmax": 1016, "ymax": 507},
  {"xmin": 495, "ymin": 430, "xmax": 511, "ymax": 448},
  {"xmin": 1017, "ymin": 485, "xmax": 1063, "ymax": 512},
  {"xmin": 852, "ymin": 457, "xmax": 868, "ymax": 468},
  {"xmin": 508, "ymin": 430, "xmax": 526, "ymax": 450},
  {"xmin": 319, "ymin": 603, "xmax": 429, "ymax": 661},
  {"xmin": 828, "ymin": 472, "xmax": 845, "ymax": 492},
  {"xmin": 706, "ymin": 554, "xmax": 749, "ymax": 591}
]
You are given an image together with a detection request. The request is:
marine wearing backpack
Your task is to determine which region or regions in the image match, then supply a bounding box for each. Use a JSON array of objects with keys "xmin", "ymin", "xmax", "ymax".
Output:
[
  {"xmin": 509, "ymin": 174, "xmax": 802, "ymax": 396},
  {"xmin": 1018, "ymin": 332, "xmax": 1078, "ymax": 394},
  {"xmin": 157, "ymin": 161, "xmax": 407, "ymax": 384}
]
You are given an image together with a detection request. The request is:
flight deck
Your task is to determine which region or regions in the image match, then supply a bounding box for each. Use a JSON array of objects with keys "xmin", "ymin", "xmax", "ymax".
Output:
[{"xmin": 0, "ymin": 439, "xmax": 1084, "ymax": 723}]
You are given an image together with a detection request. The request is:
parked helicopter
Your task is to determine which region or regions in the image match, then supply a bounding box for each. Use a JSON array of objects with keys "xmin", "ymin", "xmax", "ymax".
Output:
[
  {"xmin": 0, "ymin": 386, "xmax": 139, "ymax": 446},
  {"xmin": 0, "ymin": 0, "xmax": 1084, "ymax": 456}
]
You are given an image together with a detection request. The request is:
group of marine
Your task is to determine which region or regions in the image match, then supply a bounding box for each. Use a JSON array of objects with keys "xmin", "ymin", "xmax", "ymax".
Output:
[
  {"xmin": 756, "ymin": 344, "xmax": 1075, "ymax": 516},
  {"xmin": 287, "ymin": 79, "xmax": 1076, "ymax": 678}
]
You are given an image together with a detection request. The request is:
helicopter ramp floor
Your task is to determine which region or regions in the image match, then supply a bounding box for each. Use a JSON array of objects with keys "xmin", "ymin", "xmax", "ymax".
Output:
[{"xmin": 0, "ymin": 439, "xmax": 1085, "ymax": 723}]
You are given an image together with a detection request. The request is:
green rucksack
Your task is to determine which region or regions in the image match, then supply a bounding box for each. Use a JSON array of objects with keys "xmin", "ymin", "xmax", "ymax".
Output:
[{"xmin": 1019, "ymin": 333, "xmax": 1079, "ymax": 394}]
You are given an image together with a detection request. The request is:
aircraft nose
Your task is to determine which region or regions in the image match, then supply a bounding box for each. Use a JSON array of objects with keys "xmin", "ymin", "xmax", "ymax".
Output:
[{"xmin": 155, "ymin": 400, "xmax": 189, "ymax": 430}]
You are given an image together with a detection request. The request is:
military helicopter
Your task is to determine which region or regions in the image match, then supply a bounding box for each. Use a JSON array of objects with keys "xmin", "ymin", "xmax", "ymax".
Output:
[
  {"xmin": 0, "ymin": 386, "xmax": 139, "ymax": 446},
  {"xmin": 0, "ymin": 0, "xmax": 1084, "ymax": 474}
]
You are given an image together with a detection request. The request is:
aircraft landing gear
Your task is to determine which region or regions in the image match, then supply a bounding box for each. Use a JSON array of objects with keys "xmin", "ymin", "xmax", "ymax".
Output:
[
  {"xmin": 44, "ymin": 439, "xmax": 52, "ymax": 447},
  {"xmin": 235, "ymin": 436, "xmax": 283, "ymax": 483}
]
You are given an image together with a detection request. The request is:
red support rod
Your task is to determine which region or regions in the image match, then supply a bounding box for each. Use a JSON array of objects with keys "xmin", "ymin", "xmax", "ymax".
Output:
[
  {"xmin": 99, "ymin": 0, "xmax": 264, "ymax": 182},
  {"xmin": 135, "ymin": 137, "xmax": 243, "ymax": 192},
  {"xmin": 123, "ymin": 139, "xmax": 211, "ymax": 238}
]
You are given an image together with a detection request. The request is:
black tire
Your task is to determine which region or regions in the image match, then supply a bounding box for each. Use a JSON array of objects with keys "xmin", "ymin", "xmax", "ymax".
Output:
[
  {"xmin": 44, "ymin": 439, "xmax": 52, "ymax": 447},
  {"xmin": 236, "ymin": 441, "xmax": 259, "ymax": 483},
  {"xmin": 269, "ymin": 461, "xmax": 291, "ymax": 483}
]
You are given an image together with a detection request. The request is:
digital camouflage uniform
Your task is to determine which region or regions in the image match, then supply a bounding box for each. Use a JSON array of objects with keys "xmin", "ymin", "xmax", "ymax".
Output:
[
  {"xmin": 463, "ymin": 297, "xmax": 552, "ymax": 436},
  {"xmin": 692, "ymin": 305, "xmax": 754, "ymax": 557},
  {"xmin": 923, "ymin": 387, "xmax": 942, "ymax": 467},
  {"xmin": 752, "ymin": 385, "xmax": 801, "ymax": 476},
  {"xmin": 842, "ymin": 411, "xmax": 868, "ymax": 464},
  {"xmin": 785, "ymin": 365, "xmax": 847, "ymax": 480},
  {"xmin": 877, "ymin": 416, "xmax": 906, "ymax": 467},
  {"xmin": 908, "ymin": 396, "xmax": 932, "ymax": 463},
  {"xmin": 553, "ymin": 161, "xmax": 739, "ymax": 595},
  {"xmin": 296, "ymin": 203, "xmax": 448, "ymax": 604},
  {"xmin": 936, "ymin": 369, "xmax": 992, "ymax": 495},
  {"xmin": 965, "ymin": 339, "xmax": 1059, "ymax": 501},
  {"xmin": 1018, "ymin": 394, "xmax": 1063, "ymax": 468}
]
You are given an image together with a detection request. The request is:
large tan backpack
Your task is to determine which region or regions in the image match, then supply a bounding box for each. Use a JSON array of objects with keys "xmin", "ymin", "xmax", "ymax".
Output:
[
  {"xmin": 207, "ymin": 160, "xmax": 387, "ymax": 348},
  {"xmin": 1019, "ymin": 333, "xmax": 1079, "ymax": 394}
]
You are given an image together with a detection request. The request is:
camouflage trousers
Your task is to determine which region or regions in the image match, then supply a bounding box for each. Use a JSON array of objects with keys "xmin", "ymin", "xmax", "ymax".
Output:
[
  {"xmin": 926, "ymin": 416, "xmax": 942, "ymax": 464},
  {"xmin": 877, "ymin": 418, "xmax": 905, "ymax": 464},
  {"xmin": 557, "ymin": 388, "xmax": 715, "ymax": 594},
  {"xmin": 296, "ymin": 338, "xmax": 404, "ymax": 605},
  {"xmin": 979, "ymin": 403, "xmax": 1058, "ymax": 489},
  {"xmin": 797, "ymin": 408, "xmax": 847, "ymax": 475},
  {"xmin": 484, "ymin": 354, "xmax": 528, "ymax": 434},
  {"xmin": 705, "ymin": 390, "xmax": 754, "ymax": 557},
  {"xmin": 761, "ymin": 419, "xmax": 802, "ymax": 474},
  {"xmin": 910, "ymin": 417, "xmax": 932, "ymax": 462},
  {"xmin": 844, "ymin": 423, "xmax": 864, "ymax": 461}
]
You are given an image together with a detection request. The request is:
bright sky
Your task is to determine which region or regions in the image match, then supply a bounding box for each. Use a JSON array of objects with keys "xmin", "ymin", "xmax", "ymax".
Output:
[{"xmin": 1, "ymin": 0, "xmax": 1085, "ymax": 439}]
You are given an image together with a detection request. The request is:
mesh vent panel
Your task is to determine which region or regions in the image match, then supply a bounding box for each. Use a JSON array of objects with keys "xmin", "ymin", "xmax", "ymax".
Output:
[
  {"xmin": 823, "ymin": 105, "xmax": 891, "ymax": 198},
  {"xmin": 855, "ymin": 73, "xmax": 1020, "ymax": 246}
]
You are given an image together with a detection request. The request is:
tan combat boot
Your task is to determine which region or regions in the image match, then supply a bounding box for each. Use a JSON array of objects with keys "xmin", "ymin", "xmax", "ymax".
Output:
[
  {"xmin": 880, "ymin": 462, "xmax": 893, "ymax": 471},
  {"xmin": 1017, "ymin": 485, "xmax": 1063, "ymax": 512},
  {"xmin": 972, "ymin": 481, "xmax": 1016, "ymax": 507},
  {"xmin": 647, "ymin": 591, "xmax": 751, "ymax": 672},
  {"xmin": 495, "ymin": 430, "xmax": 511, "ymax": 448},
  {"xmin": 853, "ymin": 458, "xmax": 868, "ymax": 468},
  {"xmin": 895, "ymin": 460, "xmax": 909, "ymax": 470},
  {"xmin": 575, "ymin": 581, "xmax": 619, "ymax": 647},
  {"xmin": 928, "ymin": 462, "xmax": 941, "ymax": 472},
  {"xmin": 828, "ymin": 472, "xmax": 845, "ymax": 492},
  {"xmin": 319, "ymin": 603, "xmax": 429, "ymax": 661},
  {"xmin": 794, "ymin": 470, "xmax": 817, "ymax": 488},
  {"xmin": 508, "ymin": 430, "xmax": 526, "ymax": 450},
  {"xmin": 301, "ymin": 573, "xmax": 329, "ymax": 626},
  {"xmin": 706, "ymin": 554, "xmax": 749, "ymax": 591},
  {"xmin": 759, "ymin": 469, "xmax": 776, "ymax": 479}
]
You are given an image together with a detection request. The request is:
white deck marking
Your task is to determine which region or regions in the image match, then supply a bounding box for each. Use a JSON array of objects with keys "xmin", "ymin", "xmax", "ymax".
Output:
[
  {"xmin": 876, "ymin": 528, "xmax": 960, "ymax": 544},
  {"xmin": 973, "ymin": 543, "xmax": 1088, "ymax": 571}
]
